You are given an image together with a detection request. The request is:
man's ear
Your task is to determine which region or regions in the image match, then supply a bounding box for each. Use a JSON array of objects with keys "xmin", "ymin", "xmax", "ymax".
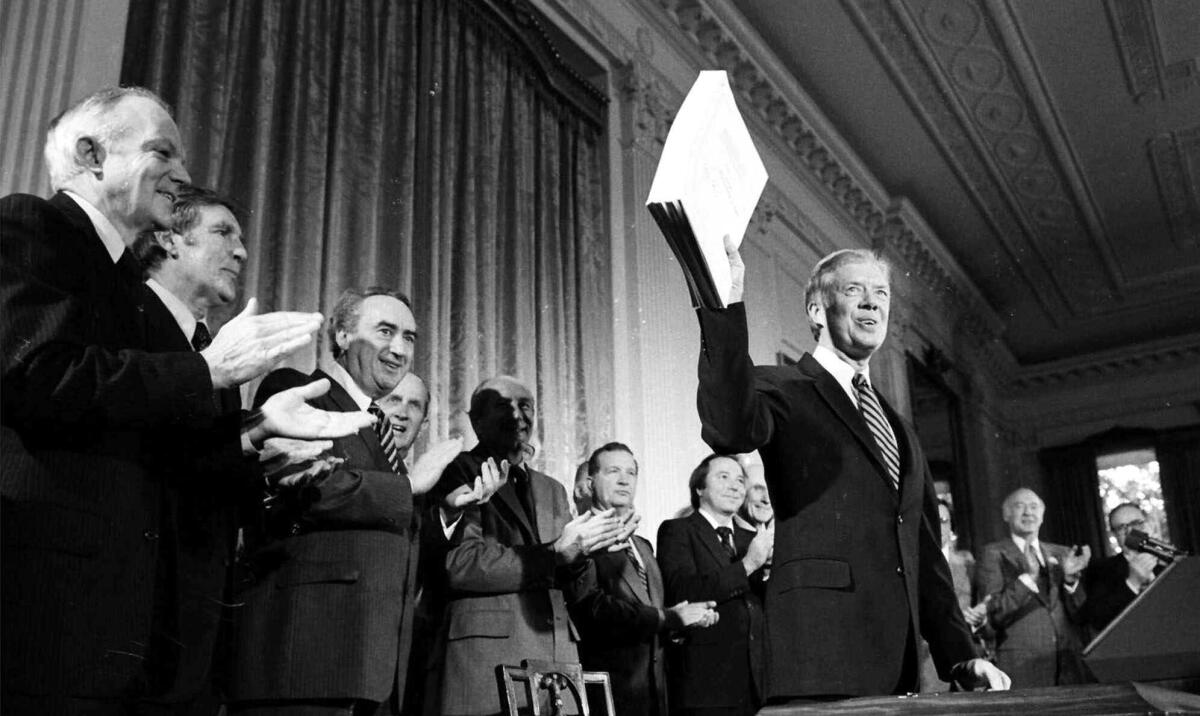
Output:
[
  {"xmin": 75, "ymin": 136, "xmax": 105, "ymax": 177},
  {"xmin": 334, "ymin": 329, "xmax": 350, "ymax": 354},
  {"xmin": 807, "ymin": 301, "xmax": 825, "ymax": 333},
  {"xmin": 154, "ymin": 231, "xmax": 181, "ymax": 258}
]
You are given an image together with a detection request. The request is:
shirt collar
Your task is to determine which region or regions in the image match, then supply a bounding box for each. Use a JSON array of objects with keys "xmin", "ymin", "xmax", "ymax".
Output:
[
  {"xmin": 145, "ymin": 278, "xmax": 200, "ymax": 344},
  {"xmin": 813, "ymin": 344, "xmax": 871, "ymax": 405},
  {"xmin": 1011, "ymin": 534, "xmax": 1042, "ymax": 559},
  {"xmin": 62, "ymin": 190, "xmax": 126, "ymax": 264},
  {"xmin": 697, "ymin": 506, "xmax": 735, "ymax": 531},
  {"xmin": 325, "ymin": 360, "xmax": 373, "ymax": 411}
]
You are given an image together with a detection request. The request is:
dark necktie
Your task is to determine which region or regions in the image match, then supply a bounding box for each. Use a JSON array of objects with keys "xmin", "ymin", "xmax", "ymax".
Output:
[
  {"xmin": 116, "ymin": 249, "xmax": 144, "ymax": 284},
  {"xmin": 853, "ymin": 373, "xmax": 901, "ymax": 490},
  {"xmin": 191, "ymin": 321, "xmax": 211, "ymax": 352},
  {"xmin": 367, "ymin": 402, "xmax": 402, "ymax": 474},
  {"xmin": 716, "ymin": 526, "xmax": 737, "ymax": 561},
  {"xmin": 509, "ymin": 465, "xmax": 537, "ymax": 529}
]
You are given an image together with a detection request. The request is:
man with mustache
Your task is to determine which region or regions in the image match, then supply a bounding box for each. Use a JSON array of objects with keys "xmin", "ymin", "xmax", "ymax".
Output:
[
  {"xmin": 1, "ymin": 86, "xmax": 367, "ymax": 715},
  {"xmin": 694, "ymin": 245, "xmax": 1009, "ymax": 701},
  {"xmin": 975, "ymin": 488, "xmax": 1090, "ymax": 688}
]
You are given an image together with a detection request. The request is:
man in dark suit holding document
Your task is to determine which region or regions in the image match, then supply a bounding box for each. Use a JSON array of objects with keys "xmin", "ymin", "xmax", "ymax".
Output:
[{"xmin": 691, "ymin": 242, "xmax": 1010, "ymax": 701}]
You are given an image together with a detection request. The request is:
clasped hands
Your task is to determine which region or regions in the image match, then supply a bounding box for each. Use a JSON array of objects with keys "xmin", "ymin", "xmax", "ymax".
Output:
[{"xmin": 553, "ymin": 508, "xmax": 641, "ymax": 565}]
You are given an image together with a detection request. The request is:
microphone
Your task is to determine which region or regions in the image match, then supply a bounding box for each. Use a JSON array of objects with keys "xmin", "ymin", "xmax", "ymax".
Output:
[{"xmin": 1124, "ymin": 528, "xmax": 1187, "ymax": 562}]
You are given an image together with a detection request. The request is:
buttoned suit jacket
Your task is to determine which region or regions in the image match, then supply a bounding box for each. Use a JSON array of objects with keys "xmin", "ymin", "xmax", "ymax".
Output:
[
  {"xmin": 433, "ymin": 448, "xmax": 592, "ymax": 716},
  {"xmin": 657, "ymin": 511, "xmax": 765, "ymax": 711},
  {"xmin": 695, "ymin": 303, "xmax": 976, "ymax": 699},
  {"xmin": 571, "ymin": 534, "xmax": 668, "ymax": 716},
  {"xmin": 1082, "ymin": 553, "xmax": 1140, "ymax": 638},
  {"xmin": 1, "ymin": 192, "xmax": 233, "ymax": 701},
  {"xmin": 231, "ymin": 368, "xmax": 419, "ymax": 705},
  {"xmin": 975, "ymin": 539, "xmax": 1088, "ymax": 688}
]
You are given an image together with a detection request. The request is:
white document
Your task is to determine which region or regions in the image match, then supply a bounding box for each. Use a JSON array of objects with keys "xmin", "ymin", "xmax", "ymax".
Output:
[{"xmin": 646, "ymin": 70, "xmax": 768, "ymax": 307}]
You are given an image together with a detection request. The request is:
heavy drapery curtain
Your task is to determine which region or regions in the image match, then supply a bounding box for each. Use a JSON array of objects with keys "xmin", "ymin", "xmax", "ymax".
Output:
[
  {"xmin": 1038, "ymin": 442, "xmax": 1108, "ymax": 552},
  {"xmin": 1158, "ymin": 425, "xmax": 1200, "ymax": 553},
  {"xmin": 122, "ymin": 0, "xmax": 612, "ymax": 480}
]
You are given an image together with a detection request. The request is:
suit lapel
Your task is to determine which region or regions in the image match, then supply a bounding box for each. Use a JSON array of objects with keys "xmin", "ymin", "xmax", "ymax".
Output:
[
  {"xmin": 313, "ymin": 369, "xmax": 388, "ymax": 467},
  {"xmin": 689, "ymin": 511, "xmax": 732, "ymax": 567},
  {"xmin": 617, "ymin": 543, "xmax": 653, "ymax": 605},
  {"xmin": 640, "ymin": 537, "xmax": 665, "ymax": 608},
  {"xmin": 1000, "ymin": 540, "xmax": 1049, "ymax": 606},
  {"xmin": 801, "ymin": 354, "xmax": 896, "ymax": 495}
]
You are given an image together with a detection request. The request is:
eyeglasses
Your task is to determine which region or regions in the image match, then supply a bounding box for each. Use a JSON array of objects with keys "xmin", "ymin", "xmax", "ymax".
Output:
[{"xmin": 1111, "ymin": 519, "xmax": 1146, "ymax": 533}]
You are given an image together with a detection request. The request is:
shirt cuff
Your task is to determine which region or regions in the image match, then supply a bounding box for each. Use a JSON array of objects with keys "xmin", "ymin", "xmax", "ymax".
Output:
[
  {"xmin": 440, "ymin": 509, "xmax": 462, "ymax": 539},
  {"xmin": 241, "ymin": 431, "xmax": 259, "ymax": 456},
  {"xmin": 1125, "ymin": 578, "xmax": 1142, "ymax": 595}
]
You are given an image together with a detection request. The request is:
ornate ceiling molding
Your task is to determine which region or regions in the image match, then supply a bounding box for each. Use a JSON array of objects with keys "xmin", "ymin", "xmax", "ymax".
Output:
[
  {"xmin": 649, "ymin": 0, "xmax": 1011, "ymax": 369},
  {"xmin": 1105, "ymin": 0, "xmax": 1200, "ymax": 103},
  {"xmin": 846, "ymin": 0, "xmax": 1130, "ymax": 323},
  {"xmin": 1148, "ymin": 123, "xmax": 1200, "ymax": 250},
  {"xmin": 1011, "ymin": 332, "xmax": 1200, "ymax": 391}
]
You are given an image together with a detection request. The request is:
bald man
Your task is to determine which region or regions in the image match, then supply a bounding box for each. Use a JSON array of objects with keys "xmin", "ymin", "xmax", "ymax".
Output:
[{"xmin": 975, "ymin": 488, "xmax": 1091, "ymax": 688}]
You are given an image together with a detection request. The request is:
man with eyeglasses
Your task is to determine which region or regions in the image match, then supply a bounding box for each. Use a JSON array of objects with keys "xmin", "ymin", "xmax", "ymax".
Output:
[{"xmin": 1081, "ymin": 503, "xmax": 1162, "ymax": 637}]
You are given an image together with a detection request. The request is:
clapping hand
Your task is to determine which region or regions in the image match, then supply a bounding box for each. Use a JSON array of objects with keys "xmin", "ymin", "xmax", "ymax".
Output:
[
  {"xmin": 202, "ymin": 298, "xmax": 323, "ymax": 389},
  {"xmin": 1062, "ymin": 545, "xmax": 1091, "ymax": 584},
  {"xmin": 246, "ymin": 379, "xmax": 374, "ymax": 448},
  {"xmin": 259, "ymin": 437, "xmax": 343, "ymax": 488}
]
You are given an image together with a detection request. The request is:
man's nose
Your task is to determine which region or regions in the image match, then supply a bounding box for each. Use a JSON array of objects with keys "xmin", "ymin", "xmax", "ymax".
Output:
[
  {"xmin": 232, "ymin": 238, "xmax": 248, "ymax": 262},
  {"xmin": 171, "ymin": 162, "xmax": 191, "ymax": 185}
]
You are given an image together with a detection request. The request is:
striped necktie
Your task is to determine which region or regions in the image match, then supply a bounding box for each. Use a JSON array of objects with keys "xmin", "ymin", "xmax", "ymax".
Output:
[
  {"xmin": 853, "ymin": 373, "xmax": 901, "ymax": 490},
  {"xmin": 367, "ymin": 402, "xmax": 402, "ymax": 474},
  {"xmin": 626, "ymin": 541, "xmax": 650, "ymax": 595}
]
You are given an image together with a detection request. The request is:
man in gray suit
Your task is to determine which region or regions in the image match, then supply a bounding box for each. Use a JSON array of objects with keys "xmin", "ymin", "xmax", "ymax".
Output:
[
  {"xmin": 975, "ymin": 488, "xmax": 1091, "ymax": 688},
  {"xmin": 431, "ymin": 376, "xmax": 633, "ymax": 715}
]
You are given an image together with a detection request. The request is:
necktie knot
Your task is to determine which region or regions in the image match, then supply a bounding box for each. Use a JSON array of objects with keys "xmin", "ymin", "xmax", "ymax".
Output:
[
  {"xmin": 716, "ymin": 526, "xmax": 736, "ymax": 560},
  {"xmin": 191, "ymin": 321, "xmax": 212, "ymax": 352}
]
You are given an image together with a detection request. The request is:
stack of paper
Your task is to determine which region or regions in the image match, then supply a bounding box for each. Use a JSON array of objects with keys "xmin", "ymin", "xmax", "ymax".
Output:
[{"xmin": 646, "ymin": 70, "xmax": 768, "ymax": 308}]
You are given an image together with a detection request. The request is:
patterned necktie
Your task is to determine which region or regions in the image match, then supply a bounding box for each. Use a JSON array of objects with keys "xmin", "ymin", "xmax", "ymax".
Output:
[
  {"xmin": 626, "ymin": 541, "xmax": 650, "ymax": 595},
  {"xmin": 191, "ymin": 321, "xmax": 211, "ymax": 351},
  {"xmin": 852, "ymin": 373, "xmax": 901, "ymax": 490},
  {"xmin": 716, "ymin": 526, "xmax": 737, "ymax": 561},
  {"xmin": 367, "ymin": 402, "xmax": 402, "ymax": 474}
]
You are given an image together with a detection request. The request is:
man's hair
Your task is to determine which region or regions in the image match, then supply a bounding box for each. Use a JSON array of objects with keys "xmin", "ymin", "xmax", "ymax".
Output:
[
  {"xmin": 327, "ymin": 286, "xmax": 412, "ymax": 359},
  {"xmin": 586, "ymin": 442, "xmax": 638, "ymax": 477},
  {"xmin": 688, "ymin": 453, "xmax": 743, "ymax": 510},
  {"xmin": 467, "ymin": 375, "xmax": 526, "ymax": 420},
  {"xmin": 132, "ymin": 184, "xmax": 243, "ymax": 271},
  {"xmin": 1107, "ymin": 502, "xmax": 1145, "ymax": 530},
  {"xmin": 1001, "ymin": 487, "xmax": 1043, "ymax": 515},
  {"xmin": 803, "ymin": 249, "xmax": 891, "ymax": 341},
  {"xmin": 44, "ymin": 86, "xmax": 173, "ymax": 190}
]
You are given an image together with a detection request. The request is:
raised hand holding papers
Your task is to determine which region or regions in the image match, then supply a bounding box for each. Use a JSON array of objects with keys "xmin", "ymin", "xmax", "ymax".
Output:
[{"xmin": 646, "ymin": 70, "xmax": 768, "ymax": 308}]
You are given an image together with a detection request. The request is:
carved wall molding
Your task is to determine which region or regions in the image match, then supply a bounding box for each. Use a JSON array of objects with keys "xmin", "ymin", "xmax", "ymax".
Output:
[
  {"xmin": 1105, "ymin": 0, "xmax": 1200, "ymax": 103},
  {"xmin": 1148, "ymin": 123, "xmax": 1200, "ymax": 250},
  {"xmin": 616, "ymin": 60, "xmax": 680, "ymax": 149},
  {"xmin": 1011, "ymin": 332, "xmax": 1200, "ymax": 391}
]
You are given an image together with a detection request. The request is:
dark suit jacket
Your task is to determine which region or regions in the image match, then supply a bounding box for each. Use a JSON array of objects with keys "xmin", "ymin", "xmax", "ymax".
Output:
[
  {"xmin": 571, "ymin": 535, "xmax": 668, "ymax": 716},
  {"xmin": 1, "ymin": 192, "xmax": 231, "ymax": 700},
  {"xmin": 432, "ymin": 448, "xmax": 593, "ymax": 716},
  {"xmin": 138, "ymin": 287, "xmax": 254, "ymax": 703},
  {"xmin": 231, "ymin": 368, "xmax": 419, "ymax": 706},
  {"xmin": 975, "ymin": 539, "xmax": 1088, "ymax": 688},
  {"xmin": 695, "ymin": 304, "xmax": 976, "ymax": 699},
  {"xmin": 657, "ymin": 512, "xmax": 764, "ymax": 712},
  {"xmin": 1081, "ymin": 553, "xmax": 1140, "ymax": 638}
]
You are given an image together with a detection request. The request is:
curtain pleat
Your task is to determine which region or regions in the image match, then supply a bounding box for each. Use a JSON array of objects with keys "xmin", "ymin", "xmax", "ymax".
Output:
[
  {"xmin": 122, "ymin": 0, "xmax": 611, "ymax": 482},
  {"xmin": 1158, "ymin": 426, "xmax": 1200, "ymax": 553},
  {"xmin": 1038, "ymin": 443, "xmax": 1108, "ymax": 552}
]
